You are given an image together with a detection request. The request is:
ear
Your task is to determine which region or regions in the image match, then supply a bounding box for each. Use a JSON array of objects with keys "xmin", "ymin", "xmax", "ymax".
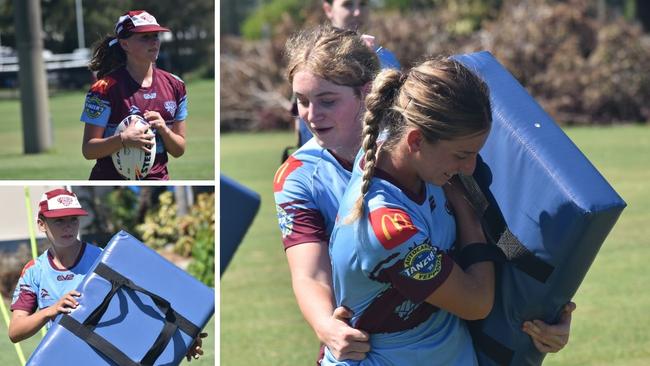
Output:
[
  {"xmin": 322, "ymin": 1, "xmax": 333, "ymax": 20},
  {"xmin": 118, "ymin": 38, "xmax": 129, "ymax": 52},
  {"xmin": 406, "ymin": 129, "xmax": 423, "ymax": 153},
  {"xmin": 37, "ymin": 217, "xmax": 47, "ymax": 233}
]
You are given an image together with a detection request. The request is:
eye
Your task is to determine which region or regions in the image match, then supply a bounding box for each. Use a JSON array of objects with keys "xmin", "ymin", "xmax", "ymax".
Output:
[
  {"xmin": 320, "ymin": 99, "xmax": 336, "ymax": 107},
  {"xmin": 296, "ymin": 97, "xmax": 309, "ymax": 107},
  {"xmin": 455, "ymin": 154, "xmax": 469, "ymax": 160}
]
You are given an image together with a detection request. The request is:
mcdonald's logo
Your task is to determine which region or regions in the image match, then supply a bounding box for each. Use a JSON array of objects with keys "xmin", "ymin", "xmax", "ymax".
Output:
[
  {"xmin": 369, "ymin": 207, "xmax": 419, "ymax": 249},
  {"xmin": 273, "ymin": 156, "xmax": 303, "ymax": 192}
]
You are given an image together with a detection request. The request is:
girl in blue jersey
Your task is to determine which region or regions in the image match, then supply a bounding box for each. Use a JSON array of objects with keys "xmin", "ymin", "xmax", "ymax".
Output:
[
  {"xmin": 81, "ymin": 10, "xmax": 188, "ymax": 180},
  {"xmin": 8, "ymin": 188, "xmax": 206, "ymax": 361},
  {"xmin": 9, "ymin": 189, "xmax": 101, "ymax": 342},
  {"xmin": 275, "ymin": 26, "xmax": 574, "ymax": 363}
]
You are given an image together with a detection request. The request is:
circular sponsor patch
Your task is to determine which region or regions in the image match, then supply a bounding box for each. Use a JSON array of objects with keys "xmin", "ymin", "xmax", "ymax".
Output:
[
  {"xmin": 84, "ymin": 95, "xmax": 105, "ymax": 119},
  {"xmin": 401, "ymin": 242, "xmax": 442, "ymax": 281}
]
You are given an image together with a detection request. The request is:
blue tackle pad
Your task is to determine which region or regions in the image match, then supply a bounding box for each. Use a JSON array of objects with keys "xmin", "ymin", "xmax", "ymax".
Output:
[
  {"xmin": 220, "ymin": 174, "xmax": 260, "ymax": 275},
  {"xmin": 454, "ymin": 52, "xmax": 626, "ymax": 365},
  {"xmin": 26, "ymin": 231, "xmax": 215, "ymax": 366}
]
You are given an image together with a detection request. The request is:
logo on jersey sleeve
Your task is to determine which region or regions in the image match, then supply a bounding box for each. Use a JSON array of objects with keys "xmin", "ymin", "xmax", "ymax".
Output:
[
  {"xmin": 164, "ymin": 101, "xmax": 177, "ymax": 116},
  {"xmin": 84, "ymin": 95, "xmax": 108, "ymax": 119},
  {"xmin": 40, "ymin": 288, "xmax": 51, "ymax": 299},
  {"xmin": 273, "ymin": 156, "xmax": 303, "ymax": 192},
  {"xmin": 369, "ymin": 207, "xmax": 418, "ymax": 250},
  {"xmin": 400, "ymin": 241, "xmax": 444, "ymax": 281},
  {"xmin": 20, "ymin": 259, "xmax": 35, "ymax": 277},
  {"xmin": 276, "ymin": 204, "xmax": 294, "ymax": 238}
]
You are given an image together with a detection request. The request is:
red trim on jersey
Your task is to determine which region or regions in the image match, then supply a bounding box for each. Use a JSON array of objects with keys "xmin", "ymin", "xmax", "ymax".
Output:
[
  {"xmin": 89, "ymin": 76, "xmax": 116, "ymax": 94},
  {"xmin": 369, "ymin": 207, "xmax": 419, "ymax": 250},
  {"xmin": 20, "ymin": 259, "xmax": 36, "ymax": 277},
  {"xmin": 47, "ymin": 242, "xmax": 87, "ymax": 271},
  {"xmin": 274, "ymin": 156, "xmax": 303, "ymax": 192}
]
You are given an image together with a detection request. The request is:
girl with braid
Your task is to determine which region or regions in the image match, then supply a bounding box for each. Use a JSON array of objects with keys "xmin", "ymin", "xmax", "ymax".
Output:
[{"xmin": 273, "ymin": 26, "xmax": 574, "ymax": 364}]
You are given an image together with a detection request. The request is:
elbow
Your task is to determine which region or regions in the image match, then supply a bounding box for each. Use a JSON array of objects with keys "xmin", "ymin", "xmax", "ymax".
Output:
[
  {"xmin": 464, "ymin": 298, "xmax": 493, "ymax": 320},
  {"xmin": 8, "ymin": 329, "xmax": 23, "ymax": 344},
  {"xmin": 169, "ymin": 146, "xmax": 185, "ymax": 158},
  {"xmin": 81, "ymin": 145, "xmax": 94, "ymax": 160}
]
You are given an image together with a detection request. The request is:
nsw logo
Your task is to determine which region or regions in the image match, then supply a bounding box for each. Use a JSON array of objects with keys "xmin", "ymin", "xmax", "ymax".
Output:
[{"xmin": 369, "ymin": 207, "xmax": 418, "ymax": 249}]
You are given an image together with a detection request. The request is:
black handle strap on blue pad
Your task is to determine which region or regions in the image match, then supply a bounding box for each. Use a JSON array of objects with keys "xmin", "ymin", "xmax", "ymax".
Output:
[
  {"xmin": 457, "ymin": 243, "xmax": 506, "ymax": 270},
  {"xmin": 59, "ymin": 263, "xmax": 201, "ymax": 366},
  {"xmin": 457, "ymin": 173, "xmax": 555, "ymax": 283}
]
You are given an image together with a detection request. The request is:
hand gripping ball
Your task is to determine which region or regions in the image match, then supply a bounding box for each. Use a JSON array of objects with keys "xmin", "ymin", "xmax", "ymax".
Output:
[{"xmin": 111, "ymin": 115, "xmax": 156, "ymax": 180}]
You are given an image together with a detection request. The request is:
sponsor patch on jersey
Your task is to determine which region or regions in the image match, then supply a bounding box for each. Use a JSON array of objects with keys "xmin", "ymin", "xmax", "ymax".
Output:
[
  {"xmin": 84, "ymin": 95, "xmax": 106, "ymax": 119},
  {"xmin": 57, "ymin": 274, "xmax": 75, "ymax": 281},
  {"xmin": 40, "ymin": 288, "xmax": 50, "ymax": 299},
  {"xmin": 276, "ymin": 204, "xmax": 294, "ymax": 238},
  {"xmin": 143, "ymin": 92, "xmax": 157, "ymax": 100},
  {"xmin": 400, "ymin": 241, "xmax": 443, "ymax": 281},
  {"xmin": 164, "ymin": 101, "xmax": 177, "ymax": 116},
  {"xmin": 273, "ymin": 156, "xmax": 303, "ymax": 192},
  {"xmin": 369, "ymin": 207, "xmax": 418, "ymax": 250}
]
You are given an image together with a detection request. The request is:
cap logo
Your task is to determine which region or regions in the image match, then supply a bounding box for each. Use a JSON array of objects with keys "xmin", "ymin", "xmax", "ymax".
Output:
[
  {"xmin": 57, "ymin": 196, "xmax": 74, "ymax": 206},
  {"xmin": 131, "ymin": 12, "xmax": 158, "ymax": 26}
]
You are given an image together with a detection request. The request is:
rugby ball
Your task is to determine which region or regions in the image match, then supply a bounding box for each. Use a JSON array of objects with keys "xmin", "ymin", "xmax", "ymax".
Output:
[{"xmin": 111, "ymin": 115, "xmax": 156, "ymax": 180}]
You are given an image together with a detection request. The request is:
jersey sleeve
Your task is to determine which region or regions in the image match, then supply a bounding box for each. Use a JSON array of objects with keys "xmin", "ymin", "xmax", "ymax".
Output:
[
  {"xmin": 360, "ymin": 204, "xmax": 454, "ymax": 304},
  {"xmin": 170, "ymin": 73, "xmax": 188, "ymax": 121},
  {"xmin": 10, "ymin": 260, "xmax": 39, "ymax": 313},
  {"xmin": 80, "ymin": 78, "xmax": 114, "ymax": 127},
  {"xmin": 273, "ymin": 156, "xmax": 328, "ymax": 249}
]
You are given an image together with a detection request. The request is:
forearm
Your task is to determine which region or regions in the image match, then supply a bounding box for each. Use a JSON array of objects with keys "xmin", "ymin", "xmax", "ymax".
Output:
[
  {"xmin": 82, "ymin": 134, "xmax": 123, "ymax": 160},
  {"xmin": 9, "ymin": 309, "xmax": 52, "ymax": 343},
  {"xmin": 291, "ymin": 275, "xmax": 337, "ymax": 342},
  {"xmin": 157, "ymin": 126, "xmax": 185, "ymax": 157}
]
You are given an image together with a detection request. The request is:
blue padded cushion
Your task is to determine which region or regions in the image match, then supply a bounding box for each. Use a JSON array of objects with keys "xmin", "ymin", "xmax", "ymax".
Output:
[
  {"xmin": 26, "ymin": 231, "xmax": 215, "ymax": 366},
  {"xmin": 220, "ymin": 175, "xmax": 260, "ymax": 274},
  {"xmin": 454, "ymin": 51, "xmax": 626, "ymax": 366}
]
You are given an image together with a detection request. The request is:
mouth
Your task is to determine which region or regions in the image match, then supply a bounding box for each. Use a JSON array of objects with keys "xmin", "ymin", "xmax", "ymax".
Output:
[{"xmin": 312, "ymin": 127, "xmax": 334, "ymax": 135}]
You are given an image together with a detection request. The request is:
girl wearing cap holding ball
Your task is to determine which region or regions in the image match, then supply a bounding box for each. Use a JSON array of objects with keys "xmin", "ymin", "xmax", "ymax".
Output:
[{"xmin": 81, "ymin": 10, "xmax": 187, "ymax": 180}]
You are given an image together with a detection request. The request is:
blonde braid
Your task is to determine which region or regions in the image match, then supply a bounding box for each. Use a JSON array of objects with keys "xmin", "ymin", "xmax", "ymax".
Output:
[{"xmin": 347, "ymin": 69, "xmax": 406, "ymax": 222}]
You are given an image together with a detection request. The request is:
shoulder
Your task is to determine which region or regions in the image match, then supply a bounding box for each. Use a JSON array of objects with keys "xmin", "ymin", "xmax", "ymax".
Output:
[
  {"xmin": 156, "ymin": 68, "xmax": 186, "ymax": 85},
  {"xmin": 88, "ymin": 74, "xmax": 119, "ymax": 96},
  {"xmin": 19, "ymin": 259, "xmax": 37, "ymax": 278},
  {"xmin": 273, "ymin": 143, "xmax": 323, "ymax": 193}
]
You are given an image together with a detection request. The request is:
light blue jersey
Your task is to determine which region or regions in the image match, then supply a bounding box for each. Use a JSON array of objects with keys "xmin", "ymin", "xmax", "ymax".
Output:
[
  {"xmin": 324, "ymin": 155, "xmax": 477, "ymax": 366},
  {"xmin": 274, "ymin": 139, "xmax": 353, "ymax": 249},
  {"xmin": 11, "ymin": 243, "xmax": 103, "ymax": 329}
]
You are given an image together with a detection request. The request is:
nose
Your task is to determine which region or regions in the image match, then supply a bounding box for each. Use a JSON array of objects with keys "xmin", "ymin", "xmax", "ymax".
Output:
[
  {"xmin": 306, "ymin": 103, "xmax": 322, "ymax": 124},
  {"xmin": 353, "ymin": 8, "xmax": 361, "ymax": 16},
  {"xmin": 459, "ymin": 156, "xmax": 478, "ymax": 176}
]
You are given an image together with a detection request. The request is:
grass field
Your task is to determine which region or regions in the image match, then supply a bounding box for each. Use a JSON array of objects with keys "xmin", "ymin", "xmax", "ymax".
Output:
[
  {"xmin": 221, "ymin": 126, "xmax": 650, "ymax": 366},
  {"xmin": 0, "ymin": 79, "xmax": 214, "ymax": 180},
  {"xmin": 0, "ymin": 297, "xmax": 215, "ymax": 366}
]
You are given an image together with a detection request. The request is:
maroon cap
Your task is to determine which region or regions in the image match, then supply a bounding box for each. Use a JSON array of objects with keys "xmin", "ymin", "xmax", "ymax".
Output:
[
  {"xmin": 38, "ymin": 189, "xmax": 88, "ymax": 218},
  {"xmin": 114, "ymin": 10, "xmax": 171, "ymax": 39}
]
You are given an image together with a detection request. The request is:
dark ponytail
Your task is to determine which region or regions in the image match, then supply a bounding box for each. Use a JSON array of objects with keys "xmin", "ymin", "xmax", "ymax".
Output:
[{"xmin": 88, "ymin": 34, "xmax": 127, "ymax": 79}]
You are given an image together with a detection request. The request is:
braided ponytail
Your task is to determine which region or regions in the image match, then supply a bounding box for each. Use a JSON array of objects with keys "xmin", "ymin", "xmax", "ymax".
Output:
[{"xmin": 347, "ymin": 69, "xmax": 406, "ymax": 222}]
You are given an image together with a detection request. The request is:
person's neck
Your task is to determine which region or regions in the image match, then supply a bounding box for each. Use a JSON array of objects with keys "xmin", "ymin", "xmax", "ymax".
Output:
[
  {"xmin": 126, "ymin": 61, "xmax": 154, "ymax": 88},
  {"xmin": 330, "ymin": 144, "xmax": 359, "ymax": 165},
  {"xmin": 376, "ymin": 145, "xmax": 422, "ymax": 195},
  {"xmin": 49, "ymin": 240, "xmax": 83, "ymax": 269}
]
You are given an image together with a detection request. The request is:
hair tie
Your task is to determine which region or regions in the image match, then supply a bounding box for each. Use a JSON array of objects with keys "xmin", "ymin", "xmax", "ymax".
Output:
[{"xmin": 108, "ymin": 38, "xmax": 118, "ymax": 47}]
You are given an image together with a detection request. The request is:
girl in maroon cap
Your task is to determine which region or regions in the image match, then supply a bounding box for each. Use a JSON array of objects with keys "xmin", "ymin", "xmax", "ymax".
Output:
[
  {"xmin": 81, "ymin": 10, "xmax": 188, "ymax": 180},
  {"xmin": 9, "ymin": 189, "xmax": 101, "ymax": 341}
]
